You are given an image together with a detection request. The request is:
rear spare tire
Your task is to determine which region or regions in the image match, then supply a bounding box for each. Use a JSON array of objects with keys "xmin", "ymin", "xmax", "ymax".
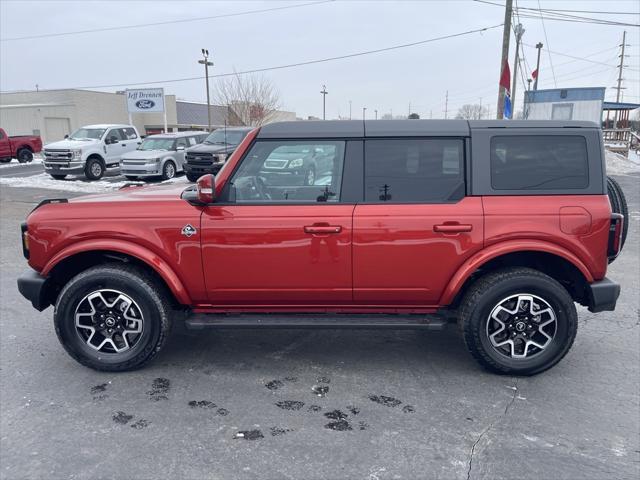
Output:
[{"xmin": 607, "ymin": 176, "xmax": 629, "ymax": 252}]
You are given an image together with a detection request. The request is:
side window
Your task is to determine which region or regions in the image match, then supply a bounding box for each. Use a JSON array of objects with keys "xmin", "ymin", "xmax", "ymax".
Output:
[
  {"xmin": 187, "ymin": 136, "xmax": 197, "ymax": 146},
  {"xmin": 490, "ymin": 136, "xmax": 588, "ymax": 190},
  {"xmin": 229, "ymin": 140, "xmax": 346, "ymax": 203},
  {"xmin": 364, "ymin": 138, "xmax": 465, "ymax": 203},
  {"xmin": 123, "ymin": 127, "xmax": 138, "ymax": 140},
  {"xmin": 176, "ymin": 138, "xmax": 188, "ymax": 149},
  {"xmin": 106, "ymin": 129, "xmax": 124, "ymax": 142}
]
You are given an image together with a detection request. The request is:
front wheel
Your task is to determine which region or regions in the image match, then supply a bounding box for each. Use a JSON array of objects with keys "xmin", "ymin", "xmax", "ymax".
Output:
[
  {"xmin": 162, "ymin": 161, "xmax": 176, "ymax": 180},
  {"xmin": 54, "ymin": 265, "xmax": 172, "ymax": 371},
  {"xmin": 459, "ymin": 268, "xmax": 577, "ymax": 375},
  {"xmin": 85, "ymin": 158, "xmax": 105, "ymax": 180}
]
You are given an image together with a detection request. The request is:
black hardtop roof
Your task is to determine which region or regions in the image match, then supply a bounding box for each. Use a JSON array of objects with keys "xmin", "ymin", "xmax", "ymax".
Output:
[{"xmin": 257, "ymin": 119, "xmax": 599, "ymax": 139}]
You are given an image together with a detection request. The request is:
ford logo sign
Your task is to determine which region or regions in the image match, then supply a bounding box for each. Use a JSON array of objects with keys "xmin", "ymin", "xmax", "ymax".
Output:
[{"xmin": 135, "ymin": 99, "xmax": 155, "ymax": 109}]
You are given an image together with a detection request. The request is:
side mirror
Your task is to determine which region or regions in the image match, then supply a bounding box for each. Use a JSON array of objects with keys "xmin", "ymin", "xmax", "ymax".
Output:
[
  {"xmin": 181, "ymin": 174, "xmax": 215, "ymax": 205},
  {"xmin": 110, "ymin": 136, "xmax": 119, "ymax": 144},
  {"xmin": 64, "ymin": 134, "xmax": 69, "ymax": 139}
]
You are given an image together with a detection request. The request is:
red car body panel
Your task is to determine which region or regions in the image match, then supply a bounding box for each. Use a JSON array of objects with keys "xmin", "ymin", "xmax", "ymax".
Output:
[
  {"xmin": 0, "ymin": 127, "xmax": 42, "ymax": 159},
  {"xmin": 23, "ymin": 126, "xmax": 615, "ymax": 313}
]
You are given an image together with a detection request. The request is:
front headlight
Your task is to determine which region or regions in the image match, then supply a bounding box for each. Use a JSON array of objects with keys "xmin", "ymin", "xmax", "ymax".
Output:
[
  {"xmin": 215, "ymin": 153, "xmax": 227, "ymax": 163},
  {"xmin": 289, "ymin": 158, "xmax": 304, "ymax": 168},
  {"xmin": 72, "ymin": 149, "xmax": 82, "ymax": 160}
]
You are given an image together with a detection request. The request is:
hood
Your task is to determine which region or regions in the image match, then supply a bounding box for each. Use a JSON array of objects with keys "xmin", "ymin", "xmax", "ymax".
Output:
[
  {"xmin": 44, "ymin": 138, "xmax": 100, "ymax": 150},
  {"xmin": 69, "ymin": 182, "xmax": 188, "ymax": 204},
  {"xmin": 186, "ymin": 143, "xmax": 234, "ymax": 154},
  {"xmin": 121, "ymin": 149, "xmax": 172, "ymax": 161}
]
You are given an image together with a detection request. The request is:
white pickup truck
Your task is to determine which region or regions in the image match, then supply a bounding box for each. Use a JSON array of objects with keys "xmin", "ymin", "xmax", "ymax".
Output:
[{"xmin": 43, "ymin": 124, "xmax": 141, "ymax": 180}]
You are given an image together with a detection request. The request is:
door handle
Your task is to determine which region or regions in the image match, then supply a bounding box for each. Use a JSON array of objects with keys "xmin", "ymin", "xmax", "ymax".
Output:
[
  {"xmin": 121, "ymin": 143, "xmax": 127, "ymax": 147},
  {"xmin": 434, "ymin": 223, "xmax": 472, "ymax": 233},
  {"xmin": 304, "ymin": 225, "xmax": 342, "ymax": 234}
]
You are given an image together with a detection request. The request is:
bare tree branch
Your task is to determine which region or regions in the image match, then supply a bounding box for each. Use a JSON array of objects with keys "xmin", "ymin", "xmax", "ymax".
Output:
[{"xmin": 212, "ymin": 73, "xmax": 281, "ymax": 126}]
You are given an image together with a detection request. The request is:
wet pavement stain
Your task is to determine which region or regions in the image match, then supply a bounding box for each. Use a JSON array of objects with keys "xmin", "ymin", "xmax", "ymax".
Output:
[
  {"xmin": 325, "ymin": 420, "xmax": 352, "ymax": 431},
  {"xmin": 216, "ymin": 408, "xmax": 230, "ymax": 416},
  {"xmin": 188, "ymin": 400, "xmax": 216, "ymax": 409},
  {"xmin": 347, "ymin": 406, "xmax": 360, "ymax": 416},
  {"xmin": 270, "ymin": 426, "xmax": 292, "ymax": 436},
  {"xmin": 234, "ymin": 430, "xmax": 264, "ymax": 440},
  {"xmin": 307, "ymin": 405, "xmax": 322, "ymax": 413},
  {"xmin": 265, "ymin": 379, "xmax": 284, "ymax": 391},
  {"xmin": 275, "ymin": 400, "xmax": 305, "ymax": 411},
  {"xmin": 130, "ymin": 419, "xmax": 150, "ymax": 429},
  {"xmin": 311, "ymin": 385, "xmax": 329, "ymax": 397},
  {"xmin": 368, "ymin": 395, "xmax": 402, "ymax": 408},
  {"xmin": 91, "ymin": 383, "xmax": 109, "ymax": 401},
  {"xmin": 283, "ymin": 376, "xmax": 298, "ymax": 383},
  {"xmin": 112, "ymin": 411, "xmax": 133, "ymax": 425},
  {"xmin": 358, "ymin": 421, "xmax": 369, "ymax": 430},
  {"xmin": 324, "ymin": 409, "xmax": 348, "ymax": 421},
  {"xmin": 148, "ymin": 378, "xmax": 170, "ymax": 401},
  {"xmin": 402, "ymin": 405, "xmax": 415, "ymax": 413},
  {"xmin": 316, "ymin": 376, "xmax": 331, "ymax": 384}
]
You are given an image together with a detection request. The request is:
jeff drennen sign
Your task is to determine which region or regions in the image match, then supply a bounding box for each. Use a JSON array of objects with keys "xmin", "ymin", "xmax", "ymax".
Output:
[{"xmin": 126, "ymin": 88, "xmax": 165, "ymax": 113}]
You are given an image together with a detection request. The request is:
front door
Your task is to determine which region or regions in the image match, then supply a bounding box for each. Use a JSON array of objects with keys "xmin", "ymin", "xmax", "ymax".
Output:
[
  {"xmin": 201, "ymin": 139, "xmax": 353, "ymax": 306},
  {"xmin": 353, "ymin": 137, "xmax": 484, "ymax": 305}
]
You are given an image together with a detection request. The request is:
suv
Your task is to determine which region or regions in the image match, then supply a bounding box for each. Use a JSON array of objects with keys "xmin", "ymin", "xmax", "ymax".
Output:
[
  {"xmin": 184, "ymin": 127, "xmax": 252, "ymax": 181},
  {"xmin": 120, "ymin": 131, "xmax": 207, "ymax": 181},
  {"xmin": 43, "ymin": 124, "xmax": 141, "ymax": 180},
  {"xmin": 17, "ymin": 120, "xmax": 625, "ymax": 375}
]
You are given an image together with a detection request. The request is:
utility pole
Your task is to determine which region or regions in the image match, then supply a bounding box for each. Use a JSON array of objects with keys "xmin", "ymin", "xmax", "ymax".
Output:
[
  {"xmin": 533, "ymin": 42, "xmax": 543, "ymax": 90},
  {"xmin": 349, "ymin": 100, "xmax": 352, "ymax": 120},
  {"xmin": 613, "ymin": 30, "xmax": 627, "ymax": 128},
  {"xmin": 374, "ymin": 109, "xmax": 378, "ymax": 120},
  {"xmin": 496, "ymin": 0, "xmax": 513, "ymax": 119},
  {"xmin": 320, "ymin": 85, "xmax": 328, "ymax": 120},
  {"xmin": 444, "ymin": 91, "xmax": 449, "ymax": 119},
  {"xmin": 198, "ymin": 48, "xmax": 214, "ymax": 131},
  {"xmin": 511, "ymin": 24, "xmax": 525, "ymax": 115}
]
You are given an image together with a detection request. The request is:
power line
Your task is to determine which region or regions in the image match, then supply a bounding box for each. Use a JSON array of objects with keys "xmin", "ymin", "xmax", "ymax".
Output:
[
  {"xmin": 523, "ymin": 42, "xmax": 640, "ymax": 72},
  {"xmin": 0, "ymin": 23, "xmax": 504, "ymax": 93},
  {"xmin": 0, "ymin": 0, "xmax": 333, "ymax": 42},
  {"xmin": 536, "ymin": 0, "xmax": 557, "ymax": 87}
]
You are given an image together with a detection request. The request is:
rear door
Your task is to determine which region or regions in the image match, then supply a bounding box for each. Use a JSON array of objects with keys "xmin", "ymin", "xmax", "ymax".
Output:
[
  {"xmin": 201, "ymin": 139, "xmax": 360, "ymax": 306},
  {"xmin": 353, "ymin": 137, "xmax": 484, "ymax": 305},
  {"xmin": 121, "ymin": 127, "xmax": 140, "ymax": 154}
]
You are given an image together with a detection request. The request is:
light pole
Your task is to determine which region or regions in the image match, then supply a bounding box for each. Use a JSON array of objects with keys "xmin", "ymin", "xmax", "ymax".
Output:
[
  {"xmin": 374, "ymin": 109, "xmax": 378, "ymax": 120},
  {"xmin": 349, "ymin": 100, "xmax": 352, "ymax": 120},
  {"xmin": 198, "ymin": 48, "xmax": 214, "ymax": 131},
  {"xmin": 534, "ymin": 42, "xmax": 543, "ymax": 91},
  {"xmin": 362, "ymin": 107, "xmax": 367, "ymax": 120},
  {"xmin": 320, "ymin": 85, "xmax": 328, "ymax": 120}
]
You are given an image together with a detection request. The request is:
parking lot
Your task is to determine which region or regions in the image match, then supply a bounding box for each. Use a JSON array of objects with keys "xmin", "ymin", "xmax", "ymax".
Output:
[{"xmin": 0, "ymin": 166, "xmax": 638, "ymax": 480}]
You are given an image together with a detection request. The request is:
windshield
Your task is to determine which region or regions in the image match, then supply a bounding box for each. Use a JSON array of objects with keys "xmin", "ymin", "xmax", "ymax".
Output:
[
  {"xmin": 138, "ymin": 138, "xmax": 175, "ymax": 151},
  {"xmin": 204, "ymin": 129, "xmax": 248, "ymax": 146},
  {"xmin": 68, "ymin": 128, "xmax": 106, "ymax": 140}
]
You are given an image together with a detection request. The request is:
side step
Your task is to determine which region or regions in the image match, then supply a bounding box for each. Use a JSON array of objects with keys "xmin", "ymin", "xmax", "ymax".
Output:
[{"xmin": 184, "ymin": 313, "xmax": 448, "ymax": 330}]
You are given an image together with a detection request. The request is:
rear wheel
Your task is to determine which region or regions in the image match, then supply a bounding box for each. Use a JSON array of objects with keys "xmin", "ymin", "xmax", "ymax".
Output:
[
  {"xmin": 50, "ymin": 174, "xmax": 67, "ymax": 180},
  {"xmin": 162, "ymin": 161, "xmax": 176, "ymax": 180},
  {"xmin": 85, "ymin": 158, "xmax": 105, "ymax": 180},
  {"xmin": 54, "ymin": 265, "xmax": 172, "ymax": 371},
  {"xmin": 17, "ymin": 149, "xmax": 33, "ymax": 163},
  {"xmin": 459, "ymin": 268, "xmax": 577, "ymax": 375}
]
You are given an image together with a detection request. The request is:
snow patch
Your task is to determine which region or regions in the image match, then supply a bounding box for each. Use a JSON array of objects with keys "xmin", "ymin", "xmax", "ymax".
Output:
[
  {"xmin": 0, "ymin": 158, "xmax": 43, "ymax": 169},
  {"xmin": 606, "ymin": 150, "xmax": 640, "ymax": 176},
  {"xmin": 0, "ymin": 173, "xmax": 187, "ymax": 194}
]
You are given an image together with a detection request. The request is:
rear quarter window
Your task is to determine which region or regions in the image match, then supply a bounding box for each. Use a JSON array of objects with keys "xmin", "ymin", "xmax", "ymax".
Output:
[{"xmin": 490, "ymin": 135, "xmax": 589, "ymax": 190}]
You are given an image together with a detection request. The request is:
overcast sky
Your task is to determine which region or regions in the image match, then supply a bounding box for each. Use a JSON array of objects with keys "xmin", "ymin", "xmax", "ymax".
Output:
[{"xmin": 1, "ymin": 0, "xmax": 638, "ymax": 119}]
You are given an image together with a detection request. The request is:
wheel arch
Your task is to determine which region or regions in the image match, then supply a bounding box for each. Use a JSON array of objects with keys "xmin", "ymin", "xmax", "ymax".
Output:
[
  {"xmin": 442, "ymin": 242, "xmax": 594, "ymax": 308},
  {"xmin": 86, "ymin": 152, "xmax": 105, "ymax": 164},
  {"xmin": 41, "ymin": 241, "xmax": 191, "ymax": 308},
  {"xmin": 17, "ymin": 144, "xmax": 34, "ymax": 153}
]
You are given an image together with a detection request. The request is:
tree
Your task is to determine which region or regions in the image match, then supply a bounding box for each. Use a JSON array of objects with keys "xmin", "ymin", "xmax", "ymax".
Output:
[
  {"xmin": 212, "ymin": 73, "xmax": 281, "ymax": 126},
  {"xmin": 455, "ymin": 104, "xmax": 489, "ymax": 120},
  {"xmin": 408, "ymin": 113, "xmax": 420, "ymax": 119}
]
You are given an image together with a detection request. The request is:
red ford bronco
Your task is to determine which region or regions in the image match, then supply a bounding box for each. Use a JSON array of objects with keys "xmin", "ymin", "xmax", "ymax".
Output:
[{"xmin": 17, "ymin": 120, "xmax": 626, "ymax": 375}]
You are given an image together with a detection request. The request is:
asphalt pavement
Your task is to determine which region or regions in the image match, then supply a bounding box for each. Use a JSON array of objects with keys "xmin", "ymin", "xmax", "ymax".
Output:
[{"xmin": 0, "ymin": 166, "xmax": 638, "ymax": 480}]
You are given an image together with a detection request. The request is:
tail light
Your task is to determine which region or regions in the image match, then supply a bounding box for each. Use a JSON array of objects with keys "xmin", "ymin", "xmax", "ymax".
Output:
[{"xmin": 607, "ymin": 213, "xmax": 624, "ymax": 260}]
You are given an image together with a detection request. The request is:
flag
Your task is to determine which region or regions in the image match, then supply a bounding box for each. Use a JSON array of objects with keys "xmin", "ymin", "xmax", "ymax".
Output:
[
  {"xmin": 504, "ymin": 93, "xmax": 512, "ymax": 119},
  {"xmin": 499, "ymin": 60, "xmax": 511, "ymax": 94},
  {"xmin": 531, "ymin": 69, "xmax": 538, "ymax": 80}
]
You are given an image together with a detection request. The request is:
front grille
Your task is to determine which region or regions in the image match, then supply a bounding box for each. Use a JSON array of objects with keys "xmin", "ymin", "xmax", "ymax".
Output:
[
  {"xmin": 186, "ymin": 153, "xmax": 214, "ymax": 166},
  {"xmin": 122, "ymin": 160, "xmax": 147, "ymax": 165},
  {"xmin": 264, "ymin": 160, "xmax": 288, "ymax": 169},
  {"xmin": 44, "ymin": 149, "xmax": 72, "ymax": 161}
]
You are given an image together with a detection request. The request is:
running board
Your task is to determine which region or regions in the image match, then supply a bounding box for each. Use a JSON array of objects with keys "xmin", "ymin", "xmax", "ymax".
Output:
[{"xmin": 184, "ymin": 313, "xmax": 448, "ymax": 330}]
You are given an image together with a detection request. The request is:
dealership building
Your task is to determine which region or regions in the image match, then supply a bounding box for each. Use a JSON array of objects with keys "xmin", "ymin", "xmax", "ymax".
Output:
[{"xmin": 0, "ymin": 89, "xmax": 296, "ymax": 144}]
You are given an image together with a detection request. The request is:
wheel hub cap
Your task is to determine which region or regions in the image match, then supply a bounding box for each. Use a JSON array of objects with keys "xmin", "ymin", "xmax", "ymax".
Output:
[{"xmin": 486, "ymin": 293, "xmax": 557, "ymax": 359}]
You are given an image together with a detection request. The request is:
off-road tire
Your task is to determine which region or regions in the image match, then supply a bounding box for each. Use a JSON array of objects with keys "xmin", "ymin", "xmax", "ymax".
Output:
[
  {"xmin": 186, "ymin": 172, "xmax": 200, "ymax": 182},
  {"xmin": 17, "ymin": 148, "xmax": 33, "ymax": 163},
  {"xmin": 84, "ymin": 157, "xmax": 105, "ymax": 180},
  {"xmin": 54, "ymin": 264, "xmax": 172, "ymax": 372},
  {"xmin": 50, "ymin": 174, "xmax": 67, "ymax": 180},
  {"xmin": 459, "ymin": 267, "xmax": 578, "ymax": 376},
  {"xmin": 607, "ymin": 176, "xmax": 629, "ymax": 252}
]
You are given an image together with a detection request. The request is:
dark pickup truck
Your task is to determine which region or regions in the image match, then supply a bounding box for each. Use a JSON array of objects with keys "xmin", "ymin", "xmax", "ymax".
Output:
[
  {"xmin": 0, "ymin": 128, "xmax": 42, "ymax": 163},
  {"xmin": 184, "ymin": 127, "xmax": 252, "ymax": 181}
]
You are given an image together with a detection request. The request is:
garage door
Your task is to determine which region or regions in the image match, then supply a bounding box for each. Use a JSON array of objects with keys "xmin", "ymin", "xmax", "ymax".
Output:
[{"xmin": 44, "ymin": 117, "xmax": 71, "ymax": 143}]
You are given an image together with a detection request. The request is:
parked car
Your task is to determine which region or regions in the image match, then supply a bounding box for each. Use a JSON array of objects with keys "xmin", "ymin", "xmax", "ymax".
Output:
[
  {"xmin": 17, "ymin": 120, "xmax": 626, "ymax": 375},
  {"xmin": 260, "ymin": 144, "xmax": 338, "ymax": 186},
  {"xmin": 184, "ymin": 127, "xmax": 252, "ymax": 182},
  {"xmin": 43, "ymin": 124, "xmax": 141, "ymax": 180},
  {"xmin": 0, "ymin": 127, "xmax": 42, "ymax": 163},
  {"xmin": 120, "ymin": 131, "xmax": 207, "ymax": 181}
]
